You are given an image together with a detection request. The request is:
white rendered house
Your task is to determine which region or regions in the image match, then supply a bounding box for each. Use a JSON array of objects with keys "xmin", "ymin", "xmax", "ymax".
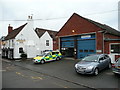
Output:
[{"xmin": 2, "ymin": 16, "xmax": 57, "ymax": 59}]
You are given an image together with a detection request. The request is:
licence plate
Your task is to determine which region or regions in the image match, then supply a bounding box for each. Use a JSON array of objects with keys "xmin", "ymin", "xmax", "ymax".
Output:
[
  {"xmin": 78, "ymin": 68, "xmax": 84, "ymax": 72},
  {"xmin": 79, "ymin": 69, "xmax": 84, "ymax": 72}
]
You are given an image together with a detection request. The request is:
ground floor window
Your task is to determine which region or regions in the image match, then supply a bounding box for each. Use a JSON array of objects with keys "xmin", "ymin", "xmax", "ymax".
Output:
[
  {"xmin": 110, "ymin": 44, "xmax": 120, "ymax": 54},
  {"xmin": 19, "ymin": 47, "xmax": 24, "ymax": 53}
]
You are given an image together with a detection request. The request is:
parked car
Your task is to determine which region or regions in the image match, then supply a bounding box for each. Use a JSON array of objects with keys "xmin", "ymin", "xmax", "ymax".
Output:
[
  {"xmin": 112, "ymin": 57, "xmax": 120, "ymax": 75},
  {"xmin": 33, "ymin": 51, "xmax": 62, "ymax": 64},
  {"xmin": 75, "ymin": 54, "xmax": 111, "ymax": 75}
]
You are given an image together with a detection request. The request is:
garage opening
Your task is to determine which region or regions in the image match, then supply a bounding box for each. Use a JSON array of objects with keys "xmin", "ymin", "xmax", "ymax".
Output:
[{"xmin": 61, "ymin": 48, "xmax": 74, "ymax": 58}]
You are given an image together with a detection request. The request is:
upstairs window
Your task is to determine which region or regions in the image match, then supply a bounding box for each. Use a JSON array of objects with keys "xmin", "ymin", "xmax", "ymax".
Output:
[{"xmin": 46, "ymin": 40, "xmax": 49, "ymax": 46}]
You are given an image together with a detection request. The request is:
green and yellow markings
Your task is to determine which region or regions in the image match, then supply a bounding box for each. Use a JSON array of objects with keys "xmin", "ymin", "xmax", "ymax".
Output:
[
  {"xmin": 16, "ymin": 72, "xmax": 21, "ymax": 75},
  {"xmin": 16, "ymin": 72, "xmax": 43, "ymax": 81},
  {"xmin": 53, "ymin": 82, "xmax": 69, "ymax": 88}
]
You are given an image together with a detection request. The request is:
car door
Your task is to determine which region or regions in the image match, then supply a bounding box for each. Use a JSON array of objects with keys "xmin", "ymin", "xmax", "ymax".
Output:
[
  {"xmin": 98, "ymin": 55, "xmax": 106, "ymax": 70},
  {"xmin": 52, "ymin": 52, "xmax": 57, "ymax": 60},
  {"xmin": 48, "ymin": 53, "xmax": 53, "ymax": 60},
  {"xmin": 104, "ymin": 55, "xmax": 110, "ymax": 68},
  {"xmin": 45, "ymin": 53, "xmax": 52, "ymax": 61}
]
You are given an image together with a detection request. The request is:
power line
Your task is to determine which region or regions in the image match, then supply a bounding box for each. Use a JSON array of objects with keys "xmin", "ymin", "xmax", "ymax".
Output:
[
  {"xmin": 34, "ymin": 16, "xmax": 68, "ymax": 21},
  {"xmin": 83, "ymin": 9, "xmax": 118, "ymax": 16},
  {"xmin": 0, "ymin": 17, "xmax": 68, "ymax": 21},
  {"xmin": 0, "ymin": 9, "xmax": 119, "ymax": 21}
]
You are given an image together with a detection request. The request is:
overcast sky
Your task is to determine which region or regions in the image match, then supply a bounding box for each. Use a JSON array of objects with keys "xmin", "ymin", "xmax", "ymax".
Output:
[{"xmin": 0, "ymin": 0, "xmax": 119, "ymax": 38}]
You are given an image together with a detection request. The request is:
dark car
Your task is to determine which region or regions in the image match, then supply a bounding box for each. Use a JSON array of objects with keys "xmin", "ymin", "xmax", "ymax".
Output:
[
  {"xmin": 112, "ymin": 57, "xmax": 120, "ymax": 75},
  {"xmin": 75, "ymin": 54, "xmax": 111, "ymax": 75}
]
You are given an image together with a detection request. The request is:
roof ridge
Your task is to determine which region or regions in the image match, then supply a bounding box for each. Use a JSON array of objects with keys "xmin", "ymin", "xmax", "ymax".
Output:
[{"xmin": 14, "ymin": 23, "xmax": 27, "ymax": 30}]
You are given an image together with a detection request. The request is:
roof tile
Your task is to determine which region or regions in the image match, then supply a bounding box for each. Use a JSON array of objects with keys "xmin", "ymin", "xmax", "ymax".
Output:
[
  {"xmin": 35, "ymin": 28, "xmax": 57, "ymax": 40},
  {"xmin": 5, "ymin": 23, "xmax": 27, "ymax": 40}
]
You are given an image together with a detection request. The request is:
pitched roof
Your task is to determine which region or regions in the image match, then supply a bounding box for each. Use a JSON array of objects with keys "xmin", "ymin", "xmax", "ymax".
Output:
[
  {"xmin": 83, "ymin": 15, "xmax": 120, "ymax": 36},
  {"xmin": 5, "ymin": 23, "xmax": 27, "ymax": 40},
  {"xmin": 74, "ymin": 13, "xmax": 120, "ymax": 36},
  {"xmin": 57, "ymin": 13, "xmax": 120, "ymax": 36},
  {"xmin": 35, "ymin": 28, "xmax": 58, "ymax": 40}
]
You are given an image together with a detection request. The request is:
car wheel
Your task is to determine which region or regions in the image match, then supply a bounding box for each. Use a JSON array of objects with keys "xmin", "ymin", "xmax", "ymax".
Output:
[
  {"xmin": 56, "ymin": 57, "xmax": 60, "ymax": 61},
  {"xmin": 94, "ymin": 68, "xmax": 99, "ymax": 76},
  {"xmin": 75, "ymin": 69, "xmax": 79, "ymax": 74},
  {"xmin": 40, "ymin": 60, "xmax": 45, "ymax": 64},
  {"xmin": 108, "ymin": 63, "xmax": 112, "ymax": 69}
]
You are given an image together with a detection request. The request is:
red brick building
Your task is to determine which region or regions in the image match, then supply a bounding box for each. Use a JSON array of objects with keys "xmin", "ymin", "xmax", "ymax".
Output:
[{"xmin": 56, "ymin": 13, "xmax": 120, "ymax": 62}]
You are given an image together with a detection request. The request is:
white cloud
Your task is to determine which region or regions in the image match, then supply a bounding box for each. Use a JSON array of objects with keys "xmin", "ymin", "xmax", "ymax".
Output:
[{"xmin": 0, "ymin": 0, "xmax": 119, "ymax": 37}]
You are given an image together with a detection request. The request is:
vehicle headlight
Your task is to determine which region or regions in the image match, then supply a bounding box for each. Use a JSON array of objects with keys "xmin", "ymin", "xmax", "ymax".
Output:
[
  {"xmin": 35, "ymin": 59, "xmax": 38, "ymax": 61},
  {"xmin": 75, "ymin": 64, "xmax": 78, "ymax": 68},
  {"xmin": 87, "ymin": 66, "xmax": 94, "ymax": 70}
]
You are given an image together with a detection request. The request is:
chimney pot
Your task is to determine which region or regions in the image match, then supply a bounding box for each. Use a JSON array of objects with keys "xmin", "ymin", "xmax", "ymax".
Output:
[
  {"xmin": 28, "ymin": 16, "xmax": 31, "ymax": 19},
  {"xmin": 31, "ymin": 16, "xmax": 32, "ymax": 19}
]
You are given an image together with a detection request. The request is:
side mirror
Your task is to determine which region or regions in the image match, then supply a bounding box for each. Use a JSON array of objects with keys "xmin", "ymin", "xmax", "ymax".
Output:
[{"xmin": 45, "ymin": 55, "xmax": 48, "ymax": 57}]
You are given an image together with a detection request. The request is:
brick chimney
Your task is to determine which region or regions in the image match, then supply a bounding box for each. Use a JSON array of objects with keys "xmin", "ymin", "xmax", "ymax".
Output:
[{"xmin": 8, "ymin": 24, "xmax": 13, "ymax": 34}]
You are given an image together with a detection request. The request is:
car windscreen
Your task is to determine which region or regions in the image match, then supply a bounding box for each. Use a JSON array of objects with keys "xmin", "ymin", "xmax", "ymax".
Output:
[
  {"xmin": 82, "ymin": 55, "xmax": 99, "ymax": 62},
  {"xmin": 52, "ymin": 52, "xmax": 59, "ymax": 55},
  {"xmin": 37, "ymin": 52, "xmax": 49, "ymax": 56}
]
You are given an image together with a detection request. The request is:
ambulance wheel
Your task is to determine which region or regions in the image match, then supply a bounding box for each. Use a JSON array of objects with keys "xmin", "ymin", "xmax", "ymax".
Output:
[
  {"xmin": 56, "ymin": 57, "xmax": 60, "ymax": 61},
  {"xmin": 40, "ymin": 60, "xmax": 45, "ymax": 64}
]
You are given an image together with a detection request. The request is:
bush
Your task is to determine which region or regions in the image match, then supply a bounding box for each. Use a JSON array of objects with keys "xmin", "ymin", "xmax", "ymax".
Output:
[{"xmin": 20, "ymin": 53, "xmax": 27, "ymax": 59}]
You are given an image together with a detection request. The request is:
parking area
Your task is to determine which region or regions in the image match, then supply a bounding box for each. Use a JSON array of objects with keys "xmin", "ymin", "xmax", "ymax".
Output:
[{"xmin": 3, "ymin": 57, "xmax": 119, "ymax": 89}]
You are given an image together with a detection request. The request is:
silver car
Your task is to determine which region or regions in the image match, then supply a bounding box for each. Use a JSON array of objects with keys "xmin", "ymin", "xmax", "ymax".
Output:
[
  {"xmin": 112, "ymin": 57, "xmax": 120, "ymax": 75},
  {"xmin": 75, "ymin": 54, "xmax": 111, "ymax": 75}
]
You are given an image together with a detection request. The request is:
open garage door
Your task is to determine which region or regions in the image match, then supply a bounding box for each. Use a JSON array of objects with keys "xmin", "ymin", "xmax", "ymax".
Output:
[{"xmin": 60, "ymin": 37, "xmax": 75, "ymax": 58}]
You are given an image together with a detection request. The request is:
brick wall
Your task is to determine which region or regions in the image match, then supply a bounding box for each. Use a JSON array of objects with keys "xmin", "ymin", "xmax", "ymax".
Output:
[
  {"xmin": 56, "ymin": 13, "xmax": 120, "ymax": 57},
  {"xmin": 104, "ymin": 33, "xmax": 120, "ymax": 54},
  {"xmin": 53, "ymin": 37, "xmax": 59, "ymax": 50},
  {"xmin": 57, "ymin": 13, "xmax": 101, "ymax": 37},
  {"xmin": 96, "ymin": 32, "xmax": 104, "ymax": 54},
  {"xmin": 56, "ymin": 13, "xmax": 102, "ymax": 50}
]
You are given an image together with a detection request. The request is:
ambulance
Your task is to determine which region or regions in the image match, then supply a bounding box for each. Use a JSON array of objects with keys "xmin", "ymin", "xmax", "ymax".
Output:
[{"xmin": 33, "ymin": 51, "xmax": 62, "ymax": 64}]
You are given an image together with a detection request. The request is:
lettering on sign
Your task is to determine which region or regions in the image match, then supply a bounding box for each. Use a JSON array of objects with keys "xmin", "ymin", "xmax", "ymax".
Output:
[
  {"xmin": 16, "ymin": 39, "xmax": 26, "ymax": 43},
  {"xmin": 81, "ymin": 35, "xmax": 91, "ymax": 39}
]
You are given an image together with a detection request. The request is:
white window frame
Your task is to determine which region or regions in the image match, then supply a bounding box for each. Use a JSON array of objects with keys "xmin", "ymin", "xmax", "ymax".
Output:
[
  {"xmin": 46, "ymin": 40, "xmax": 49, "ymax": 46},
  {"xmin": 109, "ymin": 43, "xmax": 120, "ymax": 54}
]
